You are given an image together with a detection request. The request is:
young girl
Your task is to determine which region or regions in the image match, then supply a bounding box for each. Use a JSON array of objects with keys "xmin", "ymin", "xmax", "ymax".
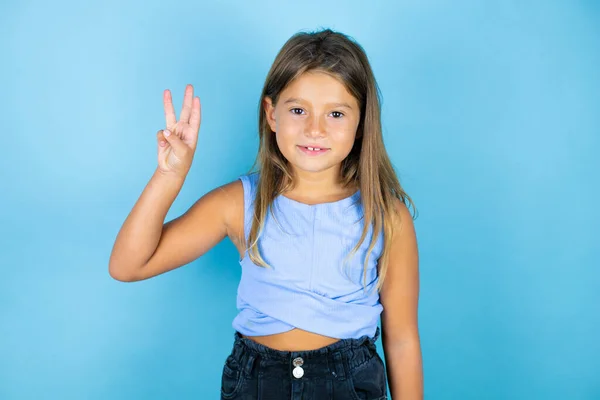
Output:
[{"xmin": 110, "ymin": 29, "xmax": 423, "ymax": 400}]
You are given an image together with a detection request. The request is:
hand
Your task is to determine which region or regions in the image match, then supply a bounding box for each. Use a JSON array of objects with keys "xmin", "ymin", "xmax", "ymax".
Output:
[{"xmin": 156, "ymin": 84, "xmax": 201, "ymax": 178}]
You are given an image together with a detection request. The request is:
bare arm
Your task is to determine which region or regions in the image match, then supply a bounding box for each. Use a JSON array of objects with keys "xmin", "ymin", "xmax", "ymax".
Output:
[
  {"xmin": 108, "ymin": 173, "xmax": 241, "ymax": 282},
  {"xmin": 108, "ymin": 84, "xmax": 244, "ymax": 282},
  {"xmin": 108, "ymin": 168, "xmax": 184, "ymax": 280},
  {"xmin": 380, "ymin": 199, "xmax": 423, "ymax": 399}
]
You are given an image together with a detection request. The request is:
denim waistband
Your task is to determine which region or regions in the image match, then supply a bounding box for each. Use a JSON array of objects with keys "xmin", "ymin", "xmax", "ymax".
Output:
[
  {"xmin": 227, "ymin": 327, "xmax": 381, "ymax": 381},
  {"xmin": 232, "ymin": 327, "xmax": 379, "ymax": 360}
]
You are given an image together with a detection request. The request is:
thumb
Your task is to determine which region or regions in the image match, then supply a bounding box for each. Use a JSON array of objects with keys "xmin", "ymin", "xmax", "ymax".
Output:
[{"xmin": 163, "ymin": 129, "xmax": 188, "ymax": 156}]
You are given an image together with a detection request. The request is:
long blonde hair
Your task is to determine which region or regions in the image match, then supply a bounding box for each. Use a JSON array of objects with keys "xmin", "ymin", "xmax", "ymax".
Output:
[{"xmin": 246, "ymin": 28, "xmax": 417, "ymax": 292}]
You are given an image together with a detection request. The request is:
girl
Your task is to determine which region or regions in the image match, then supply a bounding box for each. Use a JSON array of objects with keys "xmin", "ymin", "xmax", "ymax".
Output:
[{"xmin": 110, "ymin": 29, "xmax": 423, "ymax": 400}]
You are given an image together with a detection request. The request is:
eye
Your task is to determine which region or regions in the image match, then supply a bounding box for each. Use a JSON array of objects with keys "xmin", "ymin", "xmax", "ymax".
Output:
[
  {"xmin": 331, "ymin": 111, "xmax": 344, "ymax": 118},
  {"xmin": 290, "ymin": 108, "xmax": 305, "ymax": 115}
]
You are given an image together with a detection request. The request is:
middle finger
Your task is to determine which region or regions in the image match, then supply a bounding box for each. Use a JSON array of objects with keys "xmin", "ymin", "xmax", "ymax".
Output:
[{"xmin": 179, "ymin": 84, "xmax": 194, "ymax": 123}]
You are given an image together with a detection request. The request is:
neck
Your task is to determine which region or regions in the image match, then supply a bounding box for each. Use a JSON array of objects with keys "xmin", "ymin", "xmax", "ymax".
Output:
[{"xmin": 286, "ymin": 166, "xmax": 355, "ymax": 200}]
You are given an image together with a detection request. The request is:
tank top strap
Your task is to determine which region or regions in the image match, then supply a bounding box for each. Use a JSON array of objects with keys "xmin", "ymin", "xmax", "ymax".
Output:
[{"xmin": 238, "ymin": 172, "xmax": 259, "ymax": 241}]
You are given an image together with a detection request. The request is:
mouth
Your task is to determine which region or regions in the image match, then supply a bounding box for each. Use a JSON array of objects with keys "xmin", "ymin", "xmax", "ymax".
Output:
[{"xmin": 297, "ymin": 145, "xmax": 330, "ymax": 156}]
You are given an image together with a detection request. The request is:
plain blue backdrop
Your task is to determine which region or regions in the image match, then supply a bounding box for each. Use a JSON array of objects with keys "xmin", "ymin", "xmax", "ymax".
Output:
[{"xmin": 1, "ymin": 0, "xmax": 598, "ymax": 399}]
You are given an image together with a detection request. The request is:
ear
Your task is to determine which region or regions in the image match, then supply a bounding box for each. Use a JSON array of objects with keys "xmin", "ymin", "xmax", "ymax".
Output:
[{"xmin": 263, "ymin": 97, "xmax": 277, "ymax": 133}]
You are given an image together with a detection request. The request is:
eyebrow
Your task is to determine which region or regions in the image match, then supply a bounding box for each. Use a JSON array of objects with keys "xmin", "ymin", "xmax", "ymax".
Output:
[{"xmin": 282, "ymin": 97, "xmax": 354, "ymax": 110}]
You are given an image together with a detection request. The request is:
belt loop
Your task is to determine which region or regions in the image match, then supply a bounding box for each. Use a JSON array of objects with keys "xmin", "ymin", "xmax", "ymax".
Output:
[
  {"xmin": 372, "ymin": 326, "xmax": 380, "ymax": 343},
  {"xmin": 332, "ymin": 351, "xmax": 346, "ymax": 380},
  {"xmin": 231, "ymin": 342, "xmax": 242, "ymax": 361},
  {"xmin": 366, "ymin": 327, "xmax": 380, "ymax": 352},
  {"xmin": 243, "ymin": 353, "xmax": 257, "ymax": 378}
]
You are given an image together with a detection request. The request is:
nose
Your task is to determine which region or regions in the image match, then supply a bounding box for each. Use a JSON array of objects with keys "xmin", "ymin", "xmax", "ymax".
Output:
[{"xmin": 305, "ymin": 115, "xmax": 326, "ymax": 138}]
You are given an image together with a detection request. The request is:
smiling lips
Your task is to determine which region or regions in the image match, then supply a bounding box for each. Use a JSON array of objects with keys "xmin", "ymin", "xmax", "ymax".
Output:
[{"xmin": 298, "ymin": 145, "xmax": 330, "ymax": 156}]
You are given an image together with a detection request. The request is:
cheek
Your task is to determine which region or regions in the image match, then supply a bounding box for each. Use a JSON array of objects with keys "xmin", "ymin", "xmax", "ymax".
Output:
[
  {"xmin": 274, "ymin": 128, "xmax": 298, "ymax": 155},
  {"xmin": 276, "ymin": 114, "xmax": 304, "ymax": 133},
  {"xmin": 331, "ymin": 126, "xmax": 357, "ymax": 148},
  {"xmin": 275, "ymin": 118, "xmax": 304, "ymax": 147},
  {"xmin": 275, "ymin": 125, "xmax": 296, "ymax": 142}
]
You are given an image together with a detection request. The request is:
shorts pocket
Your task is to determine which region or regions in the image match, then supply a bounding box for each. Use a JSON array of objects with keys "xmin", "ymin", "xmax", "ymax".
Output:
[
  {"xmin": 346, "ymin": 352, "xmax": 387, "ymax": 400},
  {"xmin": 221, "ymin": 355, "xmax": 243, "ymax": 399}
]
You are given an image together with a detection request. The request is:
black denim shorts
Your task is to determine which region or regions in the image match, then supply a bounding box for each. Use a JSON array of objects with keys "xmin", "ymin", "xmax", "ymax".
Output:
[{"xmin": 220, "ymin": 327, "xmax": 388, "ymax": 400}]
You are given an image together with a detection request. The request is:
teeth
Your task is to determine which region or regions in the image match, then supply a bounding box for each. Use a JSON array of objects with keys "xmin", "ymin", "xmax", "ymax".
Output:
[{"xmin": 307, "ymin": 147, "xmax": 321, "ymax": 151}]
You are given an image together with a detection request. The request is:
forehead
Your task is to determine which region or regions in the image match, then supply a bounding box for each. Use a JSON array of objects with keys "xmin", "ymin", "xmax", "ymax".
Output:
[{"xmin": 280, "ymin": 71, "xmax": 358, "ymax": 106}]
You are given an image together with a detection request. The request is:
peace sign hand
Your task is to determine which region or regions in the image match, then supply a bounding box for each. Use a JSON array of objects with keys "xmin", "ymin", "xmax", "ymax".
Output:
[{"xmin": 156, "ymin": 84, "xmax": 202, "ymax": 179}]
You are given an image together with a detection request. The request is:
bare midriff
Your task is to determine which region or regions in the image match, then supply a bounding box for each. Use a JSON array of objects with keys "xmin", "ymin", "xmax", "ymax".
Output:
[{"xmin": 241, "ymin": 327, "xmax": 341, "ymax": 351}]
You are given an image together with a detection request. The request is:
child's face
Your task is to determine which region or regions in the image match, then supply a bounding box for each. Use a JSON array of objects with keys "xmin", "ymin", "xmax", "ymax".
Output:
[{"xmin": 264, "ymin": 71, "xmax": 360, "ymax": 179}]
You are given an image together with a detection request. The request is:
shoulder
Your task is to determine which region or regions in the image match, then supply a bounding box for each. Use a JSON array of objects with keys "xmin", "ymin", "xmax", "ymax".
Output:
[
  {"xmin": 215, "ymin": 172, "xmax": 260, "ymax": 225},
  {"xmin": 390, "ymin": 197, "xmax": 416, "ymax": 238},
  {"xmin": 187, "ymin": 179, "xmax": 243, "ymax": 223},
  {"xmin": 195, "ymin": 178, "xmax": 245, "ymax": 241},
  {"xmin": 210, "ymin": 171, "xmax": 258, "ymax": 202},
  {"xmin": 213, "ymin": 178, "xmax": 244, "ymax": 201}
]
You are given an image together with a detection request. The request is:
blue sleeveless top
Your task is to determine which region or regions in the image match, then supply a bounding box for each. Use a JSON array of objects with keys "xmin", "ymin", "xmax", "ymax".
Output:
[{"xmin": 232, "ymin": 172, "xmax": 384, "ymax": 339}]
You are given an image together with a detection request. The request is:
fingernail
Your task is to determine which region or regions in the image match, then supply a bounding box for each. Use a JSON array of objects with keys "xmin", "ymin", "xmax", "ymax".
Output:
[{"xmin": 164, "ymin": 130, "xmax": 171, "ymax": 137}]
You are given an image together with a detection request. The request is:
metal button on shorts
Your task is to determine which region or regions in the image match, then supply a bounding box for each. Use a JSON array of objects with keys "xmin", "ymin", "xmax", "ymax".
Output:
[{"xmin": 292, "ymin": 357, "xmax": 304, "ymax": 379}]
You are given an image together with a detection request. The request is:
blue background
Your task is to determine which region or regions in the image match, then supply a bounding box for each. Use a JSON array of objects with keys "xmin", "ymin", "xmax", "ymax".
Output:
[{"xmin": 1, "ymin": 0, "xmax": 598, "ymax": 399}]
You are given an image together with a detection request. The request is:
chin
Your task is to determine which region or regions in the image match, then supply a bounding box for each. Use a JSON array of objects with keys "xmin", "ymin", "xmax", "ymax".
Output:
[{"xmin": 289, "ymin": 160, "xmax": 340, "ymax": 174}]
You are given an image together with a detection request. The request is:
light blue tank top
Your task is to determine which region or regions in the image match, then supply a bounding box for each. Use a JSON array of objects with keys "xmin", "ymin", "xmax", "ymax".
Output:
[{"xmin": 232, "ymin": 172, "xmax": 384, "ymax": 339}]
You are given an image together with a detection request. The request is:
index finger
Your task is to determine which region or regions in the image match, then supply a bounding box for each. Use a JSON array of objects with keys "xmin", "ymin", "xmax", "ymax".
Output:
[{"xmin": 163, "ymin": 89, "xmax": 177, "ymax": 128}]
